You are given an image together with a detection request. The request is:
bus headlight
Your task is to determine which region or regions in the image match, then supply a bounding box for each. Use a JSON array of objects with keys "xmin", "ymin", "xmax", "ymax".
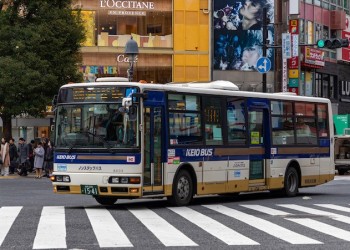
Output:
[
  {"xmin": 108, "ymin": 176, "xmax": 140, "ymax": 184},
  {"xmin": 51, "ymin": 175, "xmax": 71, "ymax": 182},
  {"xmin": 110, "ymin": 177, "xmax": 120, "ymax": 183},
  {"xmin": 121, "ymin": 177, "xmax": 128, "ymax": 184}
]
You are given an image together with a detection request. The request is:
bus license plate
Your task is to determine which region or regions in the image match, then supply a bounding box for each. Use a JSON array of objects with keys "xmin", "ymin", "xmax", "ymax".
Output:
[{"xmin": 81, "ymin": 185, "xmax": 98, "ymax": 195}]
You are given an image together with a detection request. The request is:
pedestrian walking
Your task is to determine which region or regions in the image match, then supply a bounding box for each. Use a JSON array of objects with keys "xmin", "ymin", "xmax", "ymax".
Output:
[
  {"xmin": 9, "ymin": 138, "xmax": 18, "ymax": 174},
  {"xmin": 34, "ymin": 142, "xmax": 45, "ymax": 178},
  {"xmin": 0, "ymin": 138, "xmax": 10, "ymax": 176},
  {"xmin": 17, "ymin": 138, "xmax": 29, "ymax": 176}
]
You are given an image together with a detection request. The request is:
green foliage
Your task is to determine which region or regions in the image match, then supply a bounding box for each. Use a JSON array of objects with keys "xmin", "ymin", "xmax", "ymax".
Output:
[{"xmin": 0, "ymin": 0, "xmax": 85, "ymax": 118}]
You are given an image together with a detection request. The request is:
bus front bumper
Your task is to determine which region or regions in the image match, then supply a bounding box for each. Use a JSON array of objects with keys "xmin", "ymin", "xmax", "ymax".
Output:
[{"xmin": 51, "ymin": 173, "xmax": 142, "ymax": 197}]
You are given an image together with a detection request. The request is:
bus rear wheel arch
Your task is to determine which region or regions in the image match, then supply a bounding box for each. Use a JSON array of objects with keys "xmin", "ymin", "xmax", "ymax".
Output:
[
  {"xmin": 168, "ymin": 169, "xmax": 194, "ymax": 206},
  {"xmin": 93, "ymin": 196, "xmax": 118, "ymax": 206}
]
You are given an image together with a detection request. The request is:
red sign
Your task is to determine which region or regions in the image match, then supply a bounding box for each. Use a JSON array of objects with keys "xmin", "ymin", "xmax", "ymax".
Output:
[
  {"xmin": 288, "ymin": 57, "xmax": 299, "ymax": 69},
  {"xmin": 303, "ymin": 47, "xmax": 325, "ymax": 67},
  {"xmin": 341, "ymin": 31, "xmax": 350, "ymax": 62},
  {"xmin": 288, "ymin": 87, "xmax": 299, "ymax": 95},
  {"xmin": 289, "ymin": 20, "xmax": 299, "ymax": 34}
]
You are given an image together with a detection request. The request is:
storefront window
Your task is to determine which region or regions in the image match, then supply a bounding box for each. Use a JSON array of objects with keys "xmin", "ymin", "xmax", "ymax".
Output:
[
  {"xmin": 78, "ymin": 0, "xmax": 172, "ymax": 49},
  {"xmin": 76, "ymin": 0, "xmax": 173, "ymax": 83},
  {"xmin": 314, "ymin": 73, "xmax": 337, "ymax": 99},
  {"xmin": 315, "ymin": 72, "xmax": 322, "ymax": 97}
]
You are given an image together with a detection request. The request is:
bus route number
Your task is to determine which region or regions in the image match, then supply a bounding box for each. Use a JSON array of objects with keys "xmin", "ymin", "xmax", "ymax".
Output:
[{"xmin": 81, "ymin": 185, "xmax": 99, "ymax": 195}]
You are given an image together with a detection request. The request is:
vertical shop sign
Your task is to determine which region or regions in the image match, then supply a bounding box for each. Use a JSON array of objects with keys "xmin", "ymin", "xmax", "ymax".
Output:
[
  {"xmin": 282, "ymin": 59, "xmax": 288, "ymax": 92},
  {"xmin": 282, "ymin": 33, "xmax": 292, "ymax": 59},
  {"xmin": 288, "ymin": 20, "xmax": 299, "ymax": 94}
]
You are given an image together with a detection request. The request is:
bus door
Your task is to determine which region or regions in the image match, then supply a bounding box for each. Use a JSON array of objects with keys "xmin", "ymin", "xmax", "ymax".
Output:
[
  {"xmin": 247, "ymin": 99, "xmax": 271, "ymax": 187},
  {"xmin": 143, "ymin": 92, "xmax": 165, "ymax": 194}
]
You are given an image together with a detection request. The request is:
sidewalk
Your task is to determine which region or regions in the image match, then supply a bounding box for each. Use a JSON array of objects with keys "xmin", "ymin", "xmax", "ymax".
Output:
[{"xmin": 0, "ymin": 171, "xmax": 37, "ymax": 179}]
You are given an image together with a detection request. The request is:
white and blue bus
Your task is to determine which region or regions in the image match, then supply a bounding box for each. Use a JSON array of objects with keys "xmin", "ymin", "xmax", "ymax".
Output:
[{"xmin": 51, "ymin": 80, "xmax": 334, "ymax": 206}]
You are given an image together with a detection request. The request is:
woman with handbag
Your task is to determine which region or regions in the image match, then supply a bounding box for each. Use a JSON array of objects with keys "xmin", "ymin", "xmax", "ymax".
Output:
[
  {"xmin": 34, "ymin": 142, "xmax": 45, "ymax": 178},
  {"xmin": 0, "ymin": 137, "xmax": 10, "ymax": 176}
]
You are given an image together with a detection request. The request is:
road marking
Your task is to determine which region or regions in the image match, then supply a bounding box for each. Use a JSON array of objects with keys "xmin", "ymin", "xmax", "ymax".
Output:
[
  {"xmin": 241, "ymin": 205, "xmax": 291, "ymax": 216},
  {"xmin": 33, "ymin": 206, "xmax": 66, "ymax": 249},
  {"xmin": 278, "ymin": 204, "xmax": 350, "ymax": 225},
  {"xmin": 0, "ymin": 207, "xmax": 22, "ymax": 247},
  {"xmin": 286, "ymin": 218, "xmax": 350, "ymax": 241},
  {"xmin": 315, "ymin": 204, "xmax": 350, "ymax": 213},
  {"xmin": 128, "ymin": 207, "xmax": 198, "ymax": 247},
  {"xmin": 245, "ymin": 204, "xmax": 350, "ymax": 242},
  {"xmin": 204, "ymin": 205, "xmax": 322, "ymax": 245},
  {"xmin": 169, "ymin": 206, "xmax": 259, "ymax": 245},
  {"xmin": 85, "ymin": 208, "xmax": 133, "ymax": 248}
]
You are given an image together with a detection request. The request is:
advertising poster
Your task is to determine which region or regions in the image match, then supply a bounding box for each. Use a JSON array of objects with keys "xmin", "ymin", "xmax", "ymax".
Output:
[{"xmin": 213, "ymin": 0, "xmax": 274, "ymax": 71}]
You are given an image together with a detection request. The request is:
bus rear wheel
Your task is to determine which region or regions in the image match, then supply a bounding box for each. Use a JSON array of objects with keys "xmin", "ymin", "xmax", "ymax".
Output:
[
  {"xmin": 284, "ymin": 167, "xmax": 299, "ymax": 197},
  {"xmin": 168, "ymin": 170, "xmax": 193, "ymax": 206},
  {"xmin": 94, "ymin": 196, "xmax": 118, "ymax": 205}
]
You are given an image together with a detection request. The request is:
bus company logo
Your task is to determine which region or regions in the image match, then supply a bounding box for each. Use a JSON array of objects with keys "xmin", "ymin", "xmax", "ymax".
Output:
[
  {"xmin": 185, "ymin": 149, "xmax": 213, "ymax": 157},
  {"xmin": 56, "ymin": 155, "xmax": 77, "ymax": 160},
  {"xmin": 127, "ymin": 156, "xmax": 135, "ymax": 163}
]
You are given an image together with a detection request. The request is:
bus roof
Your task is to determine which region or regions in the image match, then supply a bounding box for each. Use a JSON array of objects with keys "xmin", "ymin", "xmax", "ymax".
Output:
[{"xmin": 59, "ymin": 81, "xmax": 330, "ymax": 104}]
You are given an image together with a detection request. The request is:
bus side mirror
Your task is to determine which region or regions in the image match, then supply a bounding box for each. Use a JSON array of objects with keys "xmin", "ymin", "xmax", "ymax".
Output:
[
  {"xmin": 129, "ymin": 105, "xmax": 137, "ymax": 121},
  {"xmin": 52, "ymin": 95, "xmax": 57, "ymax": 107}
]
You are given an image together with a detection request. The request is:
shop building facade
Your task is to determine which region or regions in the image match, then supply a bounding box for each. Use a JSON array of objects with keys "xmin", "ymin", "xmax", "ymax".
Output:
[
  {"xmin": 212, "ymin": 0, "xmax": 350, "ymax": 117},
  {"xmin": 77, "ymin": 0, "xmax": 211, "ymax": 83}
]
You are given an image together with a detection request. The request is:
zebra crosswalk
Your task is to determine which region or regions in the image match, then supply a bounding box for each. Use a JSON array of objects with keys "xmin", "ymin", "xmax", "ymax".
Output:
[{"xmin": 2, "ymin": 203, "xmax": 350, "ymax": 249}]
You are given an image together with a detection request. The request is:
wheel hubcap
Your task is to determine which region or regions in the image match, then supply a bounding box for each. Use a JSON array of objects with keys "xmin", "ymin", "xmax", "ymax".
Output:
[{"xmin": 177, "ymin": 176, "xmax": 189, "ymax": 200}]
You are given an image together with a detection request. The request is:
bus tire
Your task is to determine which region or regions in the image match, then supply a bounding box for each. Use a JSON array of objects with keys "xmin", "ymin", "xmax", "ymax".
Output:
[
  {"xmin": 168, "ymin": 170, "xmax": 193, "ymax": 206},
  {"xmin": 94, "ymin": 196, "xmax": 118, "ymax": 206},
  {"xmin": 284, "ymin": 167, "xmax": 299, "ymax": 197}
]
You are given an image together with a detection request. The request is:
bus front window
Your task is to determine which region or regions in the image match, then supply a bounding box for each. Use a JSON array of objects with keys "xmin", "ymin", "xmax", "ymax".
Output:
[{"xmin": 55, "ymin": 104, "xmax": 139, "ymax": 149}]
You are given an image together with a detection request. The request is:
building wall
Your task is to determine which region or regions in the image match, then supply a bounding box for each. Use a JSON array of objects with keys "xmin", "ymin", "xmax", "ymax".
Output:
[
  {"xmin": 173, "ymin": 0, "xmax": 210, "ymax": 82},
  {"xmin": 78, "ymin": 0, "xmax": 211, "ymax": 83}
]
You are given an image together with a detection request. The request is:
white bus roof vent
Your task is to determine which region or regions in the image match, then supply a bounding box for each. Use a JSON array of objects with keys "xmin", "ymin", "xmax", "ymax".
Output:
[
  {"xmin": 96, "ymin": 77, "xmax": 129, "ymax": 82},
  {"xmin": 185, "ymin": 80, "xmax": 239, "ymax": 91},
  {"xmin": 210, "ymin": 80, "xmax": 239, "ymax": 91}
]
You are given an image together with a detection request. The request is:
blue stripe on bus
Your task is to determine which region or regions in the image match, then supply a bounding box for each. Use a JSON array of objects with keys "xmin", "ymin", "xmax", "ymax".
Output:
[{"xmin": 54, "ymin": 153, "xmax": 141, "ymax": 164}]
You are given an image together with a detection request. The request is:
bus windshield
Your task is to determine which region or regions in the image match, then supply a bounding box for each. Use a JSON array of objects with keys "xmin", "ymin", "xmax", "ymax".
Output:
[{"xmin": 55, "ymin": 103, "xmax": 139, "ymax": 149}]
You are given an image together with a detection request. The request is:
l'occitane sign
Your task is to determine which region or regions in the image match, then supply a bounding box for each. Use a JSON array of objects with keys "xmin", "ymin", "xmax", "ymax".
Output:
[{"xmin": 100, "ymin": 0, "xmax": 155, "ymax": 9}]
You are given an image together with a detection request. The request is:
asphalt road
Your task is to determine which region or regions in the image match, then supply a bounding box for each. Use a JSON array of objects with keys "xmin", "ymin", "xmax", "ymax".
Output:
[{"xmin": 1, "ymin": 173, "xmax": 350, "ymax": 249}]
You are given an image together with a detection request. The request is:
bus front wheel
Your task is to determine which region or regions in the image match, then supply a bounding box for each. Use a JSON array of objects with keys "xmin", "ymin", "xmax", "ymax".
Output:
[
  {"xmin": 168, "ymin": 170, "xmax": 193, "ymax": 206},
  {"xmin": 284, "ymin": 167, "xmax": 299, "ymax": 197},
  {"xmin": 94, "ymin": 196, "xmax": 118, "ymax": 205}
]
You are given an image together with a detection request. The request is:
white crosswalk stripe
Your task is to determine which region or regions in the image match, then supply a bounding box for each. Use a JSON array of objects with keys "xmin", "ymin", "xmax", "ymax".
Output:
[
  {"xmin": 204, "ymin": 204, "xmax": 322, "ymax": 244},
  {"xmin": 4, "ymin": 204, "xmax": 350, "ymax": 248},
  {"xmin": 33, "ymin": 206, "xmax": 66, "ymax": 249},
  {"xmin": 168, "ymin": 206, "xmax": 259, "ymax": 245},
  {"xmin": 315, "ymin": 204, "xmax": 350, "ymax": 213},
  {"xmin": 242, "ymin": 204, "xmax": 350, "ymax": 242},
  {"xmin": 0, "ymin": 206, "xmax": 22, "ymax": 247},
  {"xmin": 85, "ymin": 208, "xmax": 133, "ymax": 248},
  {"xmin": 278, "ymin": 204, "xmax": 350, "ymax": 225},
  {"xmin": 286, "ymin": 218, "xmax": 350, "ymax": 241},
  {"xmin": 128, "ymin": 207, "xmax": 198, "ymax": 247}
]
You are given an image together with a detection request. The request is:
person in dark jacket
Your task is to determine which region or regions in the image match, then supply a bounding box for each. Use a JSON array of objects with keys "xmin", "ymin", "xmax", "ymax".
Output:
[
  {"xmin": 9, "ymin": 138, "xmax": 18, "ymax": 174},
  {"xmin": 17, "ymin": 138, "xmax": 29, "ymax": 176}
]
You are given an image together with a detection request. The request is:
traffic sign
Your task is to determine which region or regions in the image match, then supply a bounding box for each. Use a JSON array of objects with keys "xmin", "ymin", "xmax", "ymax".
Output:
[{"xmin": 256, "ymin": 57, "xmax": 271, "ymax": 73}]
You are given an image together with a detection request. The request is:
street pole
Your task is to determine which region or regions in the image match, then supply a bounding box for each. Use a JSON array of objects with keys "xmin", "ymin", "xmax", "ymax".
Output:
[
  {"xmin": 124, "ymin": 36, "xmax": 139, "ymax": 82},
  {"xmin": 262, "ymin": 7, "xmax": 268, "ymax": 93}
]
